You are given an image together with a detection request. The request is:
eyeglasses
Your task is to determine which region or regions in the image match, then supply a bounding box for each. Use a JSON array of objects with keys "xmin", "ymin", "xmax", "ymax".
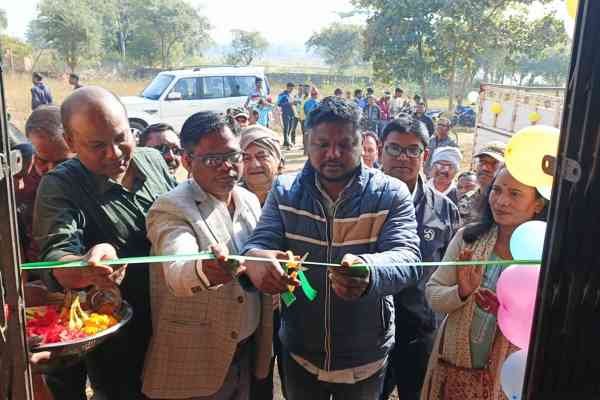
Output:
[
  {"xmin": 384, "ymin": 143, "xmax": 424, "ymax": 158},
  {"xmin": 190, "ymin": 151, "xmax": 243, "ymax": 168},
  {"xmin": 153, "ymin": 144, "xmax": 183, "ymax": 156}
]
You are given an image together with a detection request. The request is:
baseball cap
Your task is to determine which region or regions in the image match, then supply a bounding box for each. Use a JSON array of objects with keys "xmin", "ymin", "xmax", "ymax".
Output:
[
  {"xmin": 475, "ymin": 141, "xmax": 506, "ymax": 162},
  {"xmin": 232, "ymin": 107, "xmax": 249, "ymax": 119}
]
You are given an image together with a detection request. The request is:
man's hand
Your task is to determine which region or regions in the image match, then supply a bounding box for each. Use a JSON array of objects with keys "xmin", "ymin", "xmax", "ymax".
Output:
[
  {"xmin": 329, "ymin": 254, "xmax": 370, "ymax": 301},
  {"xmin": 475, "ymin": 288, "xmax": 500, "ymax": 315},
  {"xmin": 456, "ymin": 249, "xmax": 483, "ymax": 300},
  {"xmin": 243, "ymin": 249, "xmax": 299, "ymax": 295},
  {"xmin": 202, "ymin": 244, "xmax": 244, "ymax": 286},
  {"xmin": 53, "ymin": 243, "xmax": 123, "ymax": 289}
]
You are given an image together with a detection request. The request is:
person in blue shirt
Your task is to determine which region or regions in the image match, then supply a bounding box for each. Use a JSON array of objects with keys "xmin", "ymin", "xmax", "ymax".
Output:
[
  {"xmin": 31, "ymin": 72, "xmax": 53, "ymax": 110},
  {"xmin": 277, "ymin": 82, "xmax": 296, "ymax": 148},
  {"xmin": 302, "ymin": 86, "xmax": 320, "ymax": 155}
]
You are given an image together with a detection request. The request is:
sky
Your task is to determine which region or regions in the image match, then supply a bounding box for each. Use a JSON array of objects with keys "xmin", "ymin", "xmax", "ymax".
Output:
[
  {"xmin": 3, "ymin": 0, "xmax": 572, "ymax": 45},
  {"xmin": 3, "ymin": 0, "xmax": 362, "ymax": 45}
]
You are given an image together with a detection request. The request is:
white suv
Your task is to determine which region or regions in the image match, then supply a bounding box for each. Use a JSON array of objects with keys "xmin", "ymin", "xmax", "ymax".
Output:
[{"xmin": 121, "ymin": 66, "xmax": 269, "ymax": 136}]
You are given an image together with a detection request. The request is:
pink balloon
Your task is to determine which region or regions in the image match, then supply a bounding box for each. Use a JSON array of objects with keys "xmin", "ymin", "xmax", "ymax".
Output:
[{"xmin": 496, "ymin": 265, "xmax": 541, "ymax": 349}]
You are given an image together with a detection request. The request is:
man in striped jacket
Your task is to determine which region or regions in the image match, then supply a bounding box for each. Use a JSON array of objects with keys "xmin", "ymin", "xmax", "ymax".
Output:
[{"xmin": 243, "ymin": 96, "xmax": 422, "ymax": 400}]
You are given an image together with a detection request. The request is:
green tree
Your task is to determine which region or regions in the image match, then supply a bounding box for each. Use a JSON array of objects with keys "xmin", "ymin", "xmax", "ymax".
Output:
[
  {"xmin": 225, "ymin": 30, "xmax": 268, "ymax": 65},
  {"xmin": 96, "ymin": 0, "xmax": 140, "ymax": 67},
  {"xmin": 133, "ymin": 0, "xmax": 212, "ymax": 68},
  {"xmin": 0, "ymin": 9, "xmax": 7, "ymax": 32},
  {"xmin": 33, "ymin": 0, "xmax": 102, "ymax": 72},
  {"xmin": 306, "ymin": 23, "xmax": 363, "ymax": 72}
]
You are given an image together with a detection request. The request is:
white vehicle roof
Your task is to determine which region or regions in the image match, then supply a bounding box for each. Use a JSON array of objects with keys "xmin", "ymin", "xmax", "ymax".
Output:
[{"xmin": 159, "ymin": 66, "xmax": 265, "ymax": 78}]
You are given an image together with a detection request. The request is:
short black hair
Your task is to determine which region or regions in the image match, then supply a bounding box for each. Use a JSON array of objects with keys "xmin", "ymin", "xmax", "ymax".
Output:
[
  {"xmin": 381, "ymin": 116, "xmax": 429, "ymax": 147},
  {"xmin": 305, "ymin": 96, "xmax": 360, "ymax": 131},
  {"xmin": 180, "ymin": 111, "xmax": 227, "ymax": 153},
  {"xmin": 33, "ymin": 72, "xmax": 43, "ymax": 81},
  {"xmin": 366, "ymin": 87, "xmax": 374, "ymax": 94},
  {"xmin": 139, "ymin": 122, "xmax": 176, "ymax": 146},
  {"xmin": 334, "ymin": 88, "xmax": 343, "ymax": 96},
  {"xmin": 286, "ymin": 82, "xmax": 295, "ymax": 88},
  {"xmin": 69, "ymin": 73, "xmax": 79, "ymax": 80},
  {"xmin": 255, "ymin": 77, "xmax": 263, "ymax": 83},
  {"xmin": 395, "ymin": 87, "xmax": 403, "ymax": 93},
  {"xmin": 354, "ymin": 89, "xmax": 362, "ymax": 97}
]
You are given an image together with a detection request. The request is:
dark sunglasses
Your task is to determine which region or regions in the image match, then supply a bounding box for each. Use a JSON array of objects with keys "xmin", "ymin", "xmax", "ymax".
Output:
[{"xmin": 153, "ymin": 144, "xmax": 183, "ymax": 156}]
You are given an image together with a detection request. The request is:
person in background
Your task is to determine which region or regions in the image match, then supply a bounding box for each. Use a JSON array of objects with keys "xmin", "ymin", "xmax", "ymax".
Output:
[
  {"xmin": 334, "ymin": 88, "xmax": 343, "ymax": 97},
  {"xmin": 245, "ymin": 77, "xmax": 265, "ymax": 110},
  {"xmin": 242, "ymin": 96, "xmax": 422, "ymax": 400},
  {"xmin": 379, "ymin": 91, "xmax": 392, "ymax": 121},
  {"xmin": 303, "ymin": 87, "xmax": 320, "ymax": 155},
  {"xmin": 143, "ymin": 111, "xmax": 273, "ymax": 400},
  {"xmin": 297, "ymin": 85, "xmax": 310, "ymax": 144},
  {"xmin": 256, "ymin": 98, "xmax": 275, "ymax": 128},
  {"xmin": 414, "ymin": 102, "xmax": 434, "ymax": 137},
  {"xmin": 379, "ymin": 116, "xmax": 460, "ymax": 400},
  {"xmin": 366, "ymin": 87, "xmax": 375, "ymax": 97},
  {"xmin": 233, "ymin": 108, "xmax": 251, "ymax": 129},
  {"xmin": 391, "ymin": 87, "xmax": 409, "ymax": 117},
  {"xmin": 345, "ymin": 90, "xmax": 353, "ymax": 101},
  {"xmin": 422, "ymin": 167, "xmax": 546, "ymax": 400},
  {"xmin": 277, "ymin": 82, "xmax": 296, "ymax": 149},
  {"xmin": 429, "ymin": 146, "xmax": 462, "ymax": 204},
  {"xmin": 363, "ymin": 95, "xmax": 381, "ymax": 134},
  {"xmin": 34, "ymin": 86, "xmax": 176, "ymax": 399},
  {"xmin": 139, "ymin": 123, "xmax": 183, "ymax": 177},
  {"xmin": 240, "ymin": 125, "xmax": 284, "ymax": 206},
  {"xmin": 69, "ymin": 73, "xmax": 83, "ymax": 90},
  {"xmin": 31, "ymin": 72, "xmax": 53, "ymax": 110},
  {"xmin": 249, "ymin": 109, "xmax": 260, "ymax": 126},
  {"xmin": 456, "ymin": 171, "xmax": 479, "ymax": 198},
  {"xmin": 361, "ymin": 131, "xmax": 380, "ymax": 169},
  {"xmin": 424, "ymin": 117, "xmax": 458, "ymax": 176},
  {"xmin": 239, "ymin": 125, "xmax": 286, "ymax": 400},
  {"xmin": 354, "ymin": 88, "xmax": 367, "ymax": 110},
  {"xmin": 457, "ymin": 141, "xmax": 506, "ymax": 226}
]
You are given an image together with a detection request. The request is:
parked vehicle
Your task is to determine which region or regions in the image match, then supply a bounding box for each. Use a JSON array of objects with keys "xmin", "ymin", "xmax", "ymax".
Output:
[
  {"xmin": 121, "ymin": 66, "xmax": 270, "ymax": 137},
  {"xmin": 452, "ymin": 105, "xmax": 476, "ymax": 127}
]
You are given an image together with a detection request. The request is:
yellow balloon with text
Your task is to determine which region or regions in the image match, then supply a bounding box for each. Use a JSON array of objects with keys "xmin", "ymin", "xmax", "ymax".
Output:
[
  {"xmin": 506, "ymin": 125, "xmax": 560, "ymax": 188},
  {"xmin": 491, "ymin": 102, "xmax": 503, "ymax": 115},
  {"xmin": 567, "ymin": 0, "xmax": 578, "ymax": 19}
]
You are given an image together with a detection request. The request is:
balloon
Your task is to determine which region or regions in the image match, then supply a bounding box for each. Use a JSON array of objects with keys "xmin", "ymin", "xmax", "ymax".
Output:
[
  {"xmin": 510, "ymin": 221, "xmax": 547, "ymax": 260},
  {"xmin": 567, "ymin": 0, "xmax": 578, "ymax": 19},
  {"xmin": 537, "ymin": 185, "xmax": 552, "ymax": 200},
  {"xmin": 528, "ymin": 111, "xmax": 541, "ymax": 124},
  {"xmin": 491, "ymin": 102, "xmax": 503, "ymax": 114},
  {"xmin": 505, "ymin": 125, "xmax": 560, "ymax": 188},
  {"xmin": 497, "ymin": 266, "xmax": 541, "ymax": 349},
  {"xmin": 467, "ymin": 91, "xmax": 479, "ymax": 103},
  {"xmin": 501, "ymin": 350, "xmax": 528, "ymax": 400}
]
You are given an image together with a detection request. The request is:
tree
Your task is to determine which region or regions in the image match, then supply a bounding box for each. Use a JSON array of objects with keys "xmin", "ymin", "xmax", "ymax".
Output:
[
  {"xmin": 33, "ymin": 0, "xmax": 102, "ymax": 72},
  {"xmin": 225, "ymin": 30, "xmax": 268, "ymax": 66},
  {"xmin": 0, "ymin": 9, "xmax": 7, "ymax": 32},
  {"xmin": 134, "ymin": 0, "xmax": 212, "ymax": 68},
  {"xmin": 354, "ymin": 0, "xmax": 445, "ymax": 101},
  {"xmin": 306, "ymin": 23, "xmax": 363, "ymax": 72},
  {"xmin": 96, "ymin": 0, "xmax": 140, "ymax": 67}
]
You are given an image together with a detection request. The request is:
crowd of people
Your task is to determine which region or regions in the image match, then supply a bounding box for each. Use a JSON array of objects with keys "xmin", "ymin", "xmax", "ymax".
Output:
[{"xmin": 7, "ymin": 74, "xmax": 542, "ymax": 400}]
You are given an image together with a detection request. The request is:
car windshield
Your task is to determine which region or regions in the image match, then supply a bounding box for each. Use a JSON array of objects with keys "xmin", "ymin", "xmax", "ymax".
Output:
[{"xmin": 141, "ymin": 74, "xmax": 175, "ymax": 100}]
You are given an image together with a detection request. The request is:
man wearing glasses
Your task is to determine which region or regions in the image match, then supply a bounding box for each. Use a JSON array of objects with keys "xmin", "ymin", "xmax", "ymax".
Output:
[
  {"xmin": 379, "ymin": 116, "xmax": 459, "ymax": 400},
  {"xmin": 423, "ymin": 117, "xmax": 458, "ymax": 176},
  {"xmin": 144, "ymin": 111, "xmax": 273, "ymax": 399},
  {"xmin": 139, "ymin": 123, "xmax": 183, "ymax": 176}
]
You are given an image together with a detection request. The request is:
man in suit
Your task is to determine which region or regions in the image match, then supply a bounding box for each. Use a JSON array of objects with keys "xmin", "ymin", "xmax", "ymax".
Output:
[{"xmin": 144, "ymin": 111, "xmax": 273, "ymax": 400}]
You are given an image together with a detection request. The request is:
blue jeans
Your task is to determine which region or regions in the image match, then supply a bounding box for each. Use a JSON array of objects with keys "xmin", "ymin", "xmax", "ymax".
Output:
[{"xmin": 280, "ymin": 349, "xmax": 386, "ymax": 400}]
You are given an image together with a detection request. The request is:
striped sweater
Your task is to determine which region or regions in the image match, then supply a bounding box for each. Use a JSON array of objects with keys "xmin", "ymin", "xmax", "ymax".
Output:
[{"xmin": 243, "ymin": 162, "xmax": 421, "ymax": 370}]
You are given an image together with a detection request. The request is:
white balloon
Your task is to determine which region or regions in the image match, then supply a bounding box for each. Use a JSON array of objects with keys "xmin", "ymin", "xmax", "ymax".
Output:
[
  {"xmin": 467, "ymin": 91, "xmax": 479, "ymax": 103},
  {"xmin": 501, "ymin": 350, "xmax": 528, "ymax": 400}
]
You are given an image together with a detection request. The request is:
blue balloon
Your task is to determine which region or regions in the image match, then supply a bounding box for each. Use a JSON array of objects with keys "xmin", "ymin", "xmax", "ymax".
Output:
[
  {"xmin": 501, "ymin": 350, "xmax": 528, "ymax": 400},
  {"xmin": 510, "ymin": 221, "xmax": 547, "ymax": 260}
]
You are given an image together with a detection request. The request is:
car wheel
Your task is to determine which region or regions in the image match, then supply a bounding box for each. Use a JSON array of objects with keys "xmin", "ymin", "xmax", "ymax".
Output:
[{"xmin": 129, "ymin": 121, "xmax": 146, "ymax": 143}]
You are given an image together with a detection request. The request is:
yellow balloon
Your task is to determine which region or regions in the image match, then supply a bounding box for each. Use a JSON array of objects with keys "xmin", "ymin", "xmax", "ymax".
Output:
[
  {"xmin": 567, "ymin": 0, "xmax": 578, "ymax": 19},
  {"xmin": 491, "ymin": 102, "xmax": 503, "ymax": 115},
  {"xmin": 528, "ymin": 111, "xmax": 541, "ymax": 123},
  {"xmin": 506, "ymin": 125, "xmax": 560, "ymax": 188}
]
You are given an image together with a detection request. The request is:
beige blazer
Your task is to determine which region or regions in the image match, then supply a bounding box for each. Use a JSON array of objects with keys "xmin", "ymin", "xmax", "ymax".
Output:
[{"xmin": 142, "ymin": 180, "xmax": 273, "ymax": 399}]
